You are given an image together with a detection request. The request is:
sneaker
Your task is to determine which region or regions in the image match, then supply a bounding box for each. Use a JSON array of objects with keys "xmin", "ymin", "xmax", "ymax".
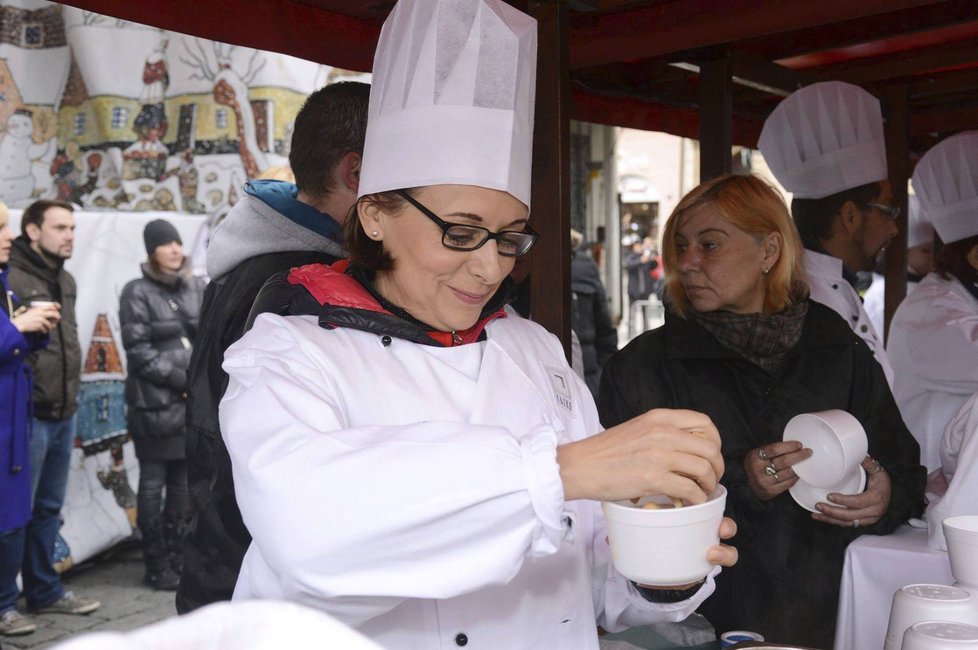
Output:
[
  {"xmin": 34, "ymin": 591, "xmax": 100, "ymax": 615},
  {"xmin": 0, "ymin": 610, "xmax": 37, "ymax": 636}
]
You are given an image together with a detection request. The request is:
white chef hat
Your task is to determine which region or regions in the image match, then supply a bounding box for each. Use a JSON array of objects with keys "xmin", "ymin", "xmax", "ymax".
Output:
[
  {"xmin": 758, "ymin": 81, "xmax": 887, "ymax": 200},
  {"xmin": 358, "ymin": 0, "xmax": 537, "ymax": 208},
  {"xmin": 911, "ymin": 131, "xmax": 978, "ymax": 243},
  {"xmin": 906, "ymin": 194, "xmax": 934, "ymax": 249}
]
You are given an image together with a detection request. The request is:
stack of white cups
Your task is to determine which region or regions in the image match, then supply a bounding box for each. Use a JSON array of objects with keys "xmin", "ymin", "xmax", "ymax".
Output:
[{"xmin": 883, "ymin": 516, "xmax": 978, "ymax": 649}]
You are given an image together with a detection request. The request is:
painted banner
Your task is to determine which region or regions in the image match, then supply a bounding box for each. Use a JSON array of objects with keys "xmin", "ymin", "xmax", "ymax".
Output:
[
  {"xmin": 9, "ymin": 208, "xmax": 206, "ymax": 566},
  {"xmin": 0, "ymin": 0, "xmax": 369, "ymax": 214}
]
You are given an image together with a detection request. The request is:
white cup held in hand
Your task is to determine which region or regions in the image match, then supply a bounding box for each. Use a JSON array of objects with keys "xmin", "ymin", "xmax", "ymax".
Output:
[
  {"xmin": 783, "ymin": 409, "xmax": 868, "ymax": 488},
  {"xmin": 602, "ymin": 486, "xmax": 726, "ymax": 587}
]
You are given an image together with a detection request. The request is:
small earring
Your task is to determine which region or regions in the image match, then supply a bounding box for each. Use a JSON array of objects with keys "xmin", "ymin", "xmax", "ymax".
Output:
[
  {"xmin": 762, "ymin": 267, "xmax": 770, "ymax": 275},
  {"xmin": 371, "ymin": 231, "xmax": 379, "ymax": 238}
]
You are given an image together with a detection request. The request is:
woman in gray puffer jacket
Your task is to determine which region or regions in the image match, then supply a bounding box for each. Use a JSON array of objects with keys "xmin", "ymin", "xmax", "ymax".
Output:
[{"xmin": 119, "ymin": 219, "xmax": 205, "ymax": 591}]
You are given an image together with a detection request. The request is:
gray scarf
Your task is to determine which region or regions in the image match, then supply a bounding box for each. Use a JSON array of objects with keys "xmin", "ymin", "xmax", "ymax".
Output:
[{"xmin": 690, "ymin": 301, "xmax": 809, "ymax": 374}]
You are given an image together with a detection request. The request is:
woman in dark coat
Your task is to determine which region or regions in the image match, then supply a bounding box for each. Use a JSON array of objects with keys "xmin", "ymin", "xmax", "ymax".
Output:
[
  {"xmin": 598, "ymin": 174, "xmax": 926, "ymax": 649},
  {"xmin": 119, "ymin": 219, "xmax": 205, "ymax": 590}
]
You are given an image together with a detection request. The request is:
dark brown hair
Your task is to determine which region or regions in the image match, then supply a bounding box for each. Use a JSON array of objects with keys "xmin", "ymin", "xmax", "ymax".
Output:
[
  {"xmin": 20, "ymin": 200, "xmax": 73, "ymax": 236},
  {"xmin": 791, "ymin": 181, "xmax": 881, "ymax": 250},
  {"xmin": 935, "ymin": 234, "xmax": 978, "ymax": 285},
  {"xmin": 343, "ymin": 189, "xmax": 419, "ymax": 271},
  {"xmin": 289, "ymin": 81, "xmax": 370, "ymax": 200}
]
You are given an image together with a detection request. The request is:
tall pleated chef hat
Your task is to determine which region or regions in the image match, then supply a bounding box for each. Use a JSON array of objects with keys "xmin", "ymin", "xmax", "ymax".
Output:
[
  {"xmin": 911, "ymin": 131, "xmax": 978, "ymax": 243},
  {"xmin": 758, "ymin": 81, "xmax": 887, "ymax": 200},
  {"xmin": 357, "ymin": 0, "xmax": 537, "ymax": 208},
  {"xmin": 906, "ymin": 194, "xmax": 935, "ymax": 249}
]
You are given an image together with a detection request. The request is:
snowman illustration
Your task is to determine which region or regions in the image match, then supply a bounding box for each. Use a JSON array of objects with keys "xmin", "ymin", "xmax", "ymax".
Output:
[{"xmin": 0, "ymin": 109, "xmax": 55, "ymax": 205}]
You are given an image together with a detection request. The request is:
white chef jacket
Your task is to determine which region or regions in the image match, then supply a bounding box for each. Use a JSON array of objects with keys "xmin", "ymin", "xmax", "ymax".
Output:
[
  {"xmin": 863, "ymin": 273, "xmax": 921, "ymax": 342},
  {"xmin": 887, "ymin": 273, "xmax": 978, "ymax": 472},
  {"xmin": 926, "ymin": 393, "xmax": 978, "ymax": 550},
  {"xmin": 221, "ymin": 312, "xmax": 717, "ymax": 650},
  {"xmin": 804, "ymin": 250, "xmax": 894, "ymax": 386}
]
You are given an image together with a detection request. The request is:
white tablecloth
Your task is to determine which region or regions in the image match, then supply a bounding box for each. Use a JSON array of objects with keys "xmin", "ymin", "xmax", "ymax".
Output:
[{"xmin": 835, "ymin": 525, "xmax": 954, "ymax": 650}]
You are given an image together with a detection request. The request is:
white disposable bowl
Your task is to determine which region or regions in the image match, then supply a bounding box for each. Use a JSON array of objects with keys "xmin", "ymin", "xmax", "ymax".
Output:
[
  {"xmin": 602, "ymin": 485, "xmax": 726, "ymax": 587},
  {"xmin": 783, "ymin": 410, "xmax": 868, "ymax": 488},
  {"xmin": 945, "ymin": 517, "xmax": 978, "ymax": 589},
  {"xmin": 902, "ymin": 621, "xmax": 978, "ymax": 650},
  {"xmin": 884, "ymin": 585, "xmax": 978, "ymax": 650}
]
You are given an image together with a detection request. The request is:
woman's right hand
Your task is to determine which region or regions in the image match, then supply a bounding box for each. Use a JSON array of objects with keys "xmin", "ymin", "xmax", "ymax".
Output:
[
  {"xmin": 557, "ymin": 408, "xmax": 723, "ymax": 505},
  {"xmin": 11, "ymin": 304, "xmax": 61, "ymax": 335}
]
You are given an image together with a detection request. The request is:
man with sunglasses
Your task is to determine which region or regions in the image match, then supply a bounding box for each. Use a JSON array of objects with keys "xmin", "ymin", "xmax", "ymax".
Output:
[{"xmin": 759, "ymin": 81, "xmax": 898, "ymax": 385}]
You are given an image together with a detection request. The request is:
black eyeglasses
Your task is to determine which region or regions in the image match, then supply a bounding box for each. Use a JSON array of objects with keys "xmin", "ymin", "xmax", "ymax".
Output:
[
  {"xmin": 396, "ymin": 190, "xmax": 538, "ymax": 257},
  {"xmin": 865, "ymin": 202, "xmax": 901, "ymax": 221}
]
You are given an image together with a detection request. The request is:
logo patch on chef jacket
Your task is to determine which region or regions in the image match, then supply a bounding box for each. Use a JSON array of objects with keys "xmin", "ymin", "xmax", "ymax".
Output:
[{"xmin": 545, "ymin": 365, "xmax": 574, "ymax": 415}]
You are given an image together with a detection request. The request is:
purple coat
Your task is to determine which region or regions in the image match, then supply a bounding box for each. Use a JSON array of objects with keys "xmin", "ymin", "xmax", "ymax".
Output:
[{"xmin": 1, "ymin": 267, "xmax": 46, "ymax": 532}]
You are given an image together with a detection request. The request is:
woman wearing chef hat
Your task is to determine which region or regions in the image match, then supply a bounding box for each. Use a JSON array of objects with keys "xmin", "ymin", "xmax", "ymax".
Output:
[
  {"xmin": 887, "ymin": 131, "xmax": 978, "ymax": 475},
  {"xmin": 218, "ymin": 0, "xmax": 736, "ymax": 648}
]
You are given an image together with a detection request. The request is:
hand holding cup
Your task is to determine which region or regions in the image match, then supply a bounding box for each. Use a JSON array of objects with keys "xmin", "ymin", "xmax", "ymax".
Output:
[{"xmin": 12, "ymin": 301, "xmax": 61, "ymax": 335}]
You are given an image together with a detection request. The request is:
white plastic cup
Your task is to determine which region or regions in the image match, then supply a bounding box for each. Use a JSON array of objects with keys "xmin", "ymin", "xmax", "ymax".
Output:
[
  {"xmin": 719, "ymin": 630, "xmax": 764, "ymax": 647},
  {"xmin": 783, "ymin": 410, "xmax": 868, "ymax": 488},
  {"xmin": 885, "ymin": 585, "xmax": 978, "ymax": 650},
  {"xmin": 602, "ymin": 485, "xmax": 726, "ymax": 586},
  {"xmin": 902, "ymin": 621, "xmax": 978, "ymax": 650},
  {"xmin": 29, "ymin": 300, "xmax": 57, "ymax": 309},
  {"xmin": 945, "ymin": 516, "xmax": 978, "ymax": 589}
]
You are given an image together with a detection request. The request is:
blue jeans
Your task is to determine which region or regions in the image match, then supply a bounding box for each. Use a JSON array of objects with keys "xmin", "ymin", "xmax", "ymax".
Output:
[
  {"xmin": 22, "ymin": 416, "xmax": 74, "ymax": 610},
  {"xmin": 0, "ymin": 526, "xmax": 26, "ymax": 613}
]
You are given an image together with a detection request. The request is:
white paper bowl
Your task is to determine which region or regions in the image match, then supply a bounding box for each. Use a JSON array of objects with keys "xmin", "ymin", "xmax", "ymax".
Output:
[
  {"xmin": 602, "ymin": 485, "xmax": 726, "ymax": 587},
  {"xmin": 902, "ymin": 621, "xmax": 978, "ymax": 650},
  {"xmin": 884, "ymin": 585, "xmax": 978, "ymax": 650},
  {"xmin": 783, "ymin": 410, "xmax": 868, "ymax": 488},
  {"xmin": 944, "ymin": 516, "xmax": 978, "ymax": 589},
  {"xmin": 789, "ymin": 465, "xmax": 866, "ymax": 513}
]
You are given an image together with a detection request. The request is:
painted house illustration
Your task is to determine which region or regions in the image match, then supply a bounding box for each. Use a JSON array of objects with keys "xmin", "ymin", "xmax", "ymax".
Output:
[{"xmin": 76, "ymin": 312, "xmax": 126, "ymax": 451}]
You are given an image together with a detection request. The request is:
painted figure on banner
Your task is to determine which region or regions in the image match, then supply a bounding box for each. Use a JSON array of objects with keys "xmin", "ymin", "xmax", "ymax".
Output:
[{"xmin": 0, "ymin": 110, "xmax": 57, "ymax": 207}]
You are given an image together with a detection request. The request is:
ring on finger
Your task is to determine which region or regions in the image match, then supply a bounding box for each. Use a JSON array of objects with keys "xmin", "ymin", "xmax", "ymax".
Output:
[
  {"xmin": 852, "ymin": 519, "xmax": 861, "ymax": 528},
  {"xmin": 758, "ymin": 448, "xmax": 769, "ymax": 461},
  {"xmin": 764, "ymin": 464, "xmax": 778, "ymax": 477}
]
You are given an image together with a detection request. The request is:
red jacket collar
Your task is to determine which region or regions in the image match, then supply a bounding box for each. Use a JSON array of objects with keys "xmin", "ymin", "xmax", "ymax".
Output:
[{"xmin": 287, "ymin": 260, "xmax": 507, "ymax": 346}]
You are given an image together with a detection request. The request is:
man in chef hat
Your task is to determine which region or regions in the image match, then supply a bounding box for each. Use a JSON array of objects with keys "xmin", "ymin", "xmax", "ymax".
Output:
[
  {"xmin": 759, "ymin": 81, "xmax": 897, "ymax": 385},
  {"xmin": 863, "ymin": 194, "xmax": 935, "ymax": 338},
  {"xmin": 887, "ymin": 131, "xmax": 978, "ymax": 474}
]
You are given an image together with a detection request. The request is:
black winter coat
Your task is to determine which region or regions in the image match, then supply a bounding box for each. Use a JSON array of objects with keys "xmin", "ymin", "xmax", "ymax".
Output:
[
  {"xmin": 119, "ymin": 262, "xmax": 205, "ymax": 461},
  {"xmin": 177, "ymin": 249, "xmax": 337, "ymax": 614},
  {"xmin": 570, "ymin": 251, "xmax": 617, "ymax": 396},
  {"xmin": 598, "ymin": 301, "xmax": 926, "ymax": 649}
]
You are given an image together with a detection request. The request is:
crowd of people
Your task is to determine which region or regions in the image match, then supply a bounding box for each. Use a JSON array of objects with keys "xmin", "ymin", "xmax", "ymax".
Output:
[{"xmin": 3, "ymin": 0, "xmax": 978, "ymax": 647}]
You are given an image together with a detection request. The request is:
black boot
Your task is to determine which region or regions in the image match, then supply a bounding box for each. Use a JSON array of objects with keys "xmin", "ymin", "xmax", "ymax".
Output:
[
  {"xmin": 163, "ymin": 514, "xmax": 187, "ymax": 576},
  {"xmin": 141, "ymin": 518, "xmax": 180, "ymax": 591}
]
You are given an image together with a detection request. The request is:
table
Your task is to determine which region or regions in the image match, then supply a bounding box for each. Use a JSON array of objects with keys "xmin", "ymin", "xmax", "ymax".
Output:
[{"xmin": 835, "ymin": 524, "xmax": 954, "ymax": 649}]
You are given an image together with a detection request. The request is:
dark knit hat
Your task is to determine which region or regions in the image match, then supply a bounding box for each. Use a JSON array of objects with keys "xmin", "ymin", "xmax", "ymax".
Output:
[{"xmin": 143, "ymin": 219, "xmax": 181, "ymax": 255}]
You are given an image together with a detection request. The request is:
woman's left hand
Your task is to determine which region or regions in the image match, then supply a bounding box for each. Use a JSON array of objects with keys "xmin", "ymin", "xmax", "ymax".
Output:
[{"xmin": 812, "ymin": 456, "xmax": 892, "ymax": 529}]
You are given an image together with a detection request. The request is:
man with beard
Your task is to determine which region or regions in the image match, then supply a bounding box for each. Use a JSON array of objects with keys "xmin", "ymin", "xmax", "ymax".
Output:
[
  {"xmin": 7, "ymin": 200, "xmax": 100, "ymax": 618},
  {"xmin": 759, "ymin": 81, "xmax": 898, "ymax": 385}
]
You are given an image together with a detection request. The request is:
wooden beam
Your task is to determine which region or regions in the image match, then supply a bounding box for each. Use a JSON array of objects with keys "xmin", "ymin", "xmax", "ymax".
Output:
[
  {"xmin": 700, "ymin": 54, "xmax": 733, "ymax": 182},
  {"xmin": 527, "ymin": 1, "xmax": 572, "ymax": 356},
  {"xmin": 569, "ymin": 0, "xmax": 940, "ymax": 69},
  {"xmin": 911, "ymin": 104, "xmax": 978, "ymax": 136},
  {"xmin": 882, "ymin": 84, "xmax": 911, "ymax": 343},
  {"xmin": 812, "ymin": 37, "xmax": 978, "ymax": 85},
  {"xmin": 742, "ymin": 0, "xmax": 978, "ymax": 61},
  {"xmin": 569, "ymin": 86, "xmax": 765, "ymax": 146}
]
